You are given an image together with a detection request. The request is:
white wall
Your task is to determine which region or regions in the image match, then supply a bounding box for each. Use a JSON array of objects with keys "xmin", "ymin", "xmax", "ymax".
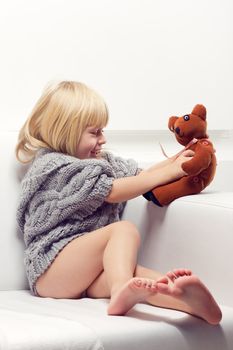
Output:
[{"xmin": 1, "ymin": 0, "xmax": 233, "ymax": 131}]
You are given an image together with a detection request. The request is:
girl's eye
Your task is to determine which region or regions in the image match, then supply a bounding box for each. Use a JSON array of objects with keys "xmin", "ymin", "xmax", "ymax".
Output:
[
  {"xmin": 96, "ymin": 129, "xmax": 104, "ymax": 136},
  {"xmin": 91, "ymin": 129, "xmax": 104, "ymax": 136},
  {"xmin": 183, "ymin": 115, "xmax": 190, "ymax": 121}
]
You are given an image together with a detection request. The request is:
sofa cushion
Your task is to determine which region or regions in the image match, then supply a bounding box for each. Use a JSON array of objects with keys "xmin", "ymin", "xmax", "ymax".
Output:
[{"xmin": 0, "ymin": 290, "xmax": 233, "ymax": 350}]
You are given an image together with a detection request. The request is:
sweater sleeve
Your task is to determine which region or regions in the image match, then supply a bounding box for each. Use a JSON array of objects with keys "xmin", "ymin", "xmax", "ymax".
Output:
[{"xmin": 102, "ymin": 152, "xmax": 139, "ymax": 178}]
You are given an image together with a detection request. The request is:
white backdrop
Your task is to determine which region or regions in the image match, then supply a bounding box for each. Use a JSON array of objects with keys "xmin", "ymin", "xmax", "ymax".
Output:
[{"xmin": 0, "ymin": 0, "xmax": 233, "ymax": 131}]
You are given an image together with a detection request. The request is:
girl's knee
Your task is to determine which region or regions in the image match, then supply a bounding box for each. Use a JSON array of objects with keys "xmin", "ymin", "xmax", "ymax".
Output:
[{"xmin": 117, "ymin": 220, "xmax": 141, "ymax": 245}]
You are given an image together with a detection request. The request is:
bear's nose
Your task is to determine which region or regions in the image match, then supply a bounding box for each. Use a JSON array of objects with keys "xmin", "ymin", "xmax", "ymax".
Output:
[{"xmin": 175, "ymin": 127, "xmax": 180, "ymax": 135}]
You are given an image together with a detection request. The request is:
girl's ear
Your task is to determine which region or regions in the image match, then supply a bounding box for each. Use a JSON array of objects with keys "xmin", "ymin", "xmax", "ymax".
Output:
[
  {"xmin": 168, "ymin": 116, "xmax": 178, "ymax": 132},
  {"xmin": 192, "ymin": 104, "xmax": 206, "ymax": 121}
]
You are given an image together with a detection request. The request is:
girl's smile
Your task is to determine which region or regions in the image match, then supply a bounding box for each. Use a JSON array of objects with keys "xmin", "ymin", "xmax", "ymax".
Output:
[{"xmin": 76, "ymin": 126, "xmax": 106, "ymax": 159}]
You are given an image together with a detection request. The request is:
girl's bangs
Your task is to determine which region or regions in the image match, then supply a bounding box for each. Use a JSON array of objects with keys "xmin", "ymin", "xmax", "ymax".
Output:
[{"xmin": 86, "ymin": 106, "xmax": 109, "ymax": 129}]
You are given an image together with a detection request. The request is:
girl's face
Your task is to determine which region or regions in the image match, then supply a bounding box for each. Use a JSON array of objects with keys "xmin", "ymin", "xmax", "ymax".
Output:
[{"xmin": 76, "ymin": 126, "xmax": 106, "ymax": 159}]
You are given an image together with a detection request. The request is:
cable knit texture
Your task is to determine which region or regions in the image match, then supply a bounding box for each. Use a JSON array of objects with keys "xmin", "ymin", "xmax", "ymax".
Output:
[{"xmin": 16, "ymin": 148, "xmax": 138, "ymax": 294}]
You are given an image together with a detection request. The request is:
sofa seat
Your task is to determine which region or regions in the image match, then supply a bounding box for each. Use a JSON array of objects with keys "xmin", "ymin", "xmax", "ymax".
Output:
[{"xmin": 0, "ymin": 290, "xmax": 233, "ymax": 350}]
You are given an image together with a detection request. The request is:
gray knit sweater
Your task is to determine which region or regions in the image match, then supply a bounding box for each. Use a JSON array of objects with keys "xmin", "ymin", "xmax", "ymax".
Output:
[{"xmin": 17, "ymin": 148, "xmax": 138, "ymax": 294}]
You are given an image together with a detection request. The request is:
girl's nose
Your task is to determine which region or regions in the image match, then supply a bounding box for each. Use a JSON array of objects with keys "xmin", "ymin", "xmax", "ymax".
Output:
[{"xmin": 98, "ymin": 133, "xmax": 106, "ymax": 145}]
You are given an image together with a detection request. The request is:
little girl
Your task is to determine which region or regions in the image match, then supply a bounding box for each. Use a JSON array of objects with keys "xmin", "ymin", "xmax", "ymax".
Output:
[{"xmin": 16, "ymin": 80, "xmax": 222, "ymax": 325}]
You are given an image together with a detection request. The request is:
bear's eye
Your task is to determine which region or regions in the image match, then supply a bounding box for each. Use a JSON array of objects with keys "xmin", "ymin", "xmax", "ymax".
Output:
[{"xmin": 183, "ymin": 115, "xmax": 190, "ymax": 121}]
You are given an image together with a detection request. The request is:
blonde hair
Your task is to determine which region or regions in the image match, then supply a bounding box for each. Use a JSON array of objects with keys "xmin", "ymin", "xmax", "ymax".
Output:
[{"xmin": 16, "ymin": 81, "xmax": 109, "ymax": 163}]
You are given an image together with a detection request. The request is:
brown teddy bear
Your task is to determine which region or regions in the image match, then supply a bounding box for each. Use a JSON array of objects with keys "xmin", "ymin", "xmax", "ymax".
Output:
[{"xmin": 143, "ymin": 104, "xmax": 217, "ymax": 206}]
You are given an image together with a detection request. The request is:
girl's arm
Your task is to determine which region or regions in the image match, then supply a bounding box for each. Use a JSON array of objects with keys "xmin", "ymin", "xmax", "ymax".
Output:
[
  {"xmin": 144, "ymin": 156, "xmax": 175, "ymax": 172},
  {"xmin": 105, "ymin": 150, "xmax": 194, "ymax": 203}
]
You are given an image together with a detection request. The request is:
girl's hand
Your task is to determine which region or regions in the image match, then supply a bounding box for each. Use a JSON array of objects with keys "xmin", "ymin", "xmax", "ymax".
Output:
[
  {"xmin": 105, "ymin": 150, "xmax": 195, "ymax": 203},
  {"xmin": 172, "ymin": 150, "xmax": 195, "ymax": 177}
]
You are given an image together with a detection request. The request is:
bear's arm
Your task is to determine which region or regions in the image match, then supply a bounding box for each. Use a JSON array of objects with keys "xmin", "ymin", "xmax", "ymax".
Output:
[{"xmin": 181, "ymin": 144, "xmax": 213, "ymax": 176}]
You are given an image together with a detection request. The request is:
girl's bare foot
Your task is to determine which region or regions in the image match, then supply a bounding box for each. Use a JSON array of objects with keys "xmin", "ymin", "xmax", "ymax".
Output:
[
  {"xmin": 156, "ymin": 269, "xmax": 222, "ymax": 325},
  {"xmin": 108, "ymin": 277, "xmax": 158, "ymax": 315}
]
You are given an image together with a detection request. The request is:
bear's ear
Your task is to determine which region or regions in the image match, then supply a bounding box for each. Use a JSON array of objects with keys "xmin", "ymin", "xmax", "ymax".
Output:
[{"xmin": 192, "ymin": 104, "xmax": 206, "ymax": 121}]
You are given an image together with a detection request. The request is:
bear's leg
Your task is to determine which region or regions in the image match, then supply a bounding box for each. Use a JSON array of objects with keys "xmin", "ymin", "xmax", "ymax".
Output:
[
  {"xmin": 148, "ymin": 176, "xmax": 204, "ymax": 206},
  {"xmin": 143, "ymin": 191, "xmax": 163, "ymax": 206}
]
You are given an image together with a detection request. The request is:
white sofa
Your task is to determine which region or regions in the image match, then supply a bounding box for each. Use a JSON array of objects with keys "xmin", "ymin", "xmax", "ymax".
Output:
[{"xmin": 1, "ymin": 131, "xmax": 233, "ymax": 350}]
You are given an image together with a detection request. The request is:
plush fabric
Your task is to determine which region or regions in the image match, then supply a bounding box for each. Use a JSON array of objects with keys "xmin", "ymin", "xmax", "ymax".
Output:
[
  {"xmin": 16, "ymin": 148, "xmax": 138, "ymax": 294},
  {"xmin": 144, "ymin": 104, "xmax": 217, "ymax": 206}
]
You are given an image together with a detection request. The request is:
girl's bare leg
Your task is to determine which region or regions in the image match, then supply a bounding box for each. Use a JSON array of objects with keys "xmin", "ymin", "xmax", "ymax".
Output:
[
  {"xmin": 36, "ymin": 221, "xmax": 143, "ymax": 300},
  {"xmin": 36, "ymin": 221, "xmax": 221, "ymax": 325}
]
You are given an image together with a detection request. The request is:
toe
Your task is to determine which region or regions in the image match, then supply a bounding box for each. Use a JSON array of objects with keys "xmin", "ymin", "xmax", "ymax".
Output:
[
  {"xmin": 151, "ymin": 282, "xmax": 157, "ymax": 291},
  {"xmin": 133, "ymin": 278, "xmax": 142, "ymax": 287},
  {"xmin": 156, "ymin": 282, "xmax": 170, "ymax": 295},
  {"xmin": 173, "ymin": 269, "xmax": 186, "ymax": 277},
  {"xmin": 171, "ymin": 268, "xmax": 192, "ymax": 278},
  {"xmin": 157, "ymin": 276, "xmax": 169, "ymax": 284},
  {"xmin": 166, "ymin": 271, "xmax": 177, "ymax": 282},
  {"xmin": 185, "ymin": 269, "xmax": 192, "ymax": 276},
  {"xmin": 144, "ymin": 278, "xmax": 155, "ymax": 289}
]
